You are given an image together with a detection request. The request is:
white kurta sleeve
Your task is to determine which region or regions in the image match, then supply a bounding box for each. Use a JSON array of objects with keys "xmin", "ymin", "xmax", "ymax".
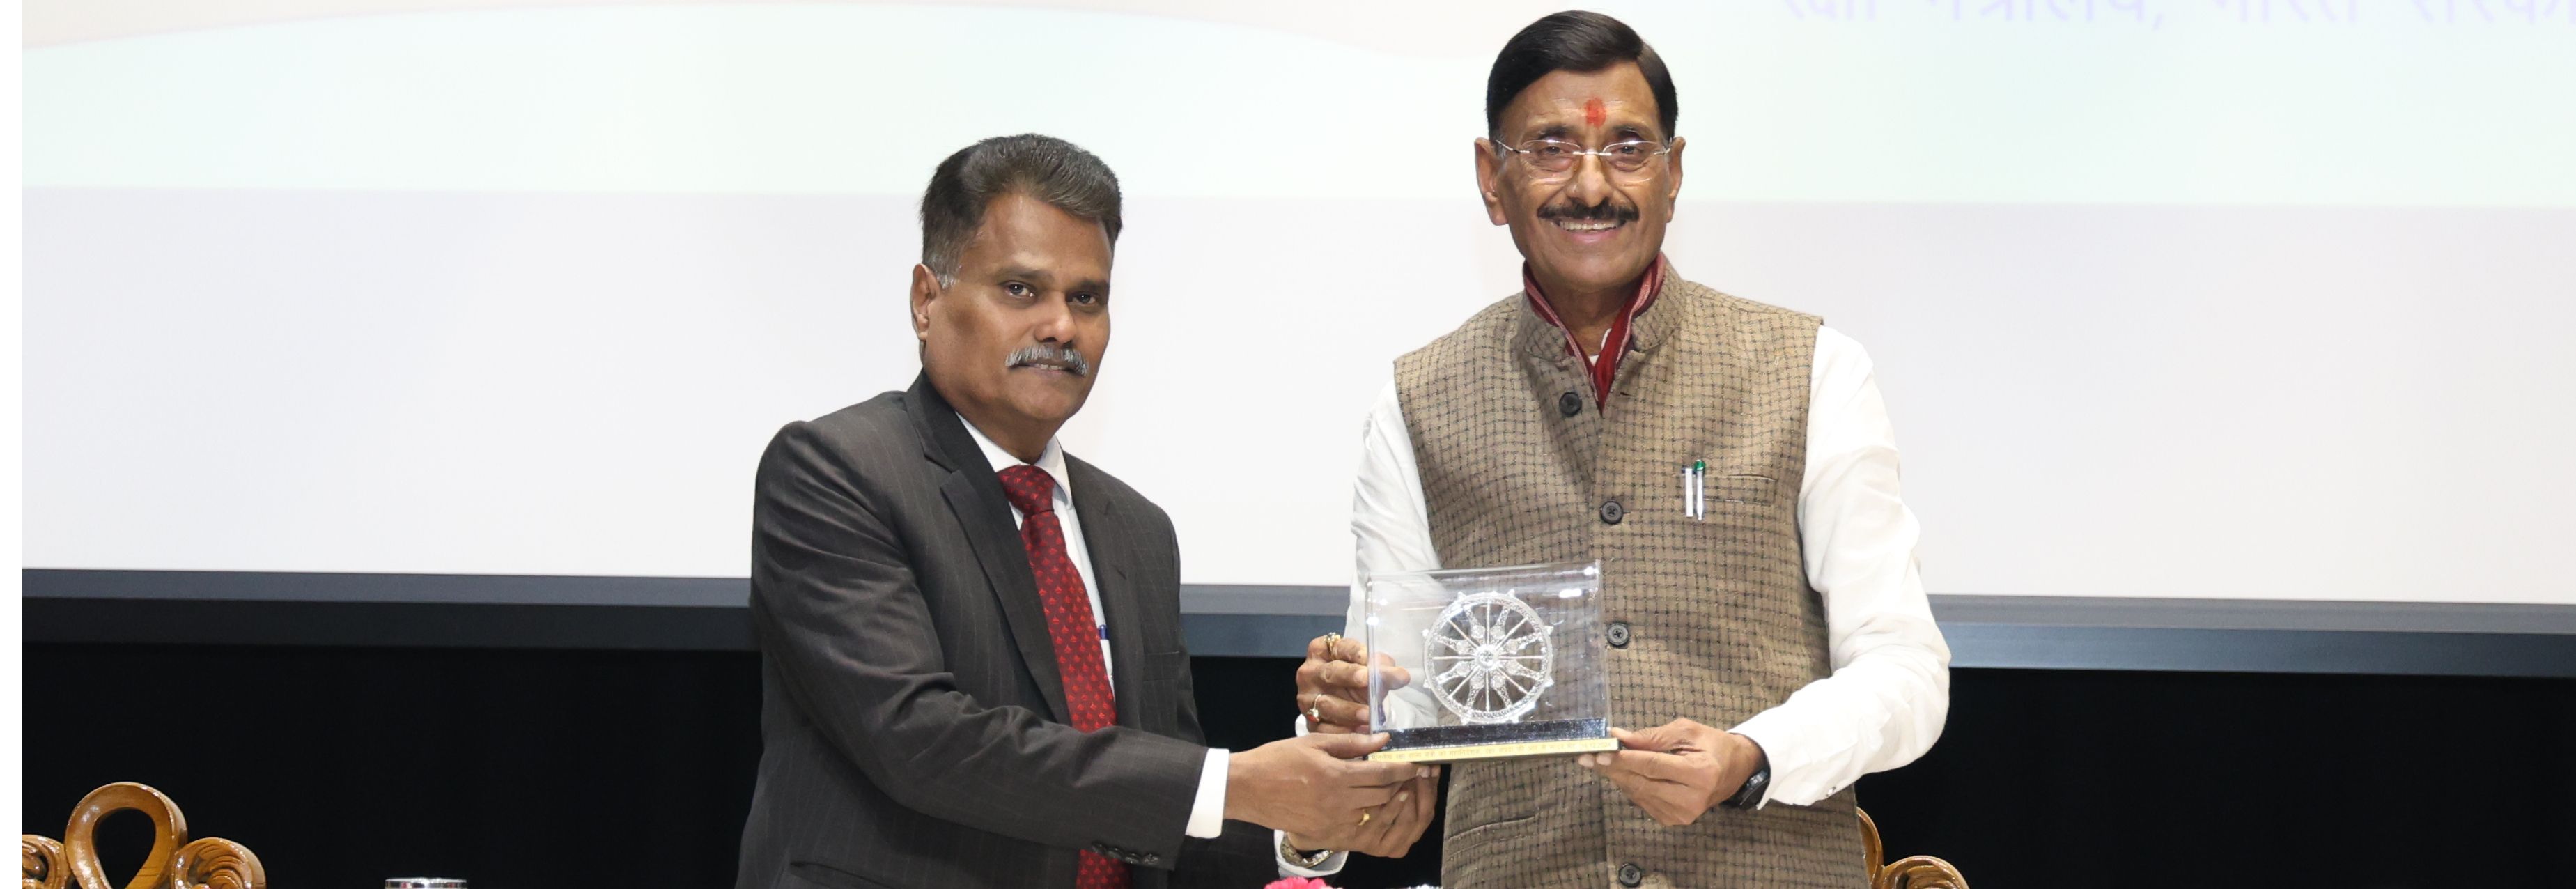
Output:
[
  {"xmin": 1726, "ymin": 326, "xmax": 1952, "ymax": 807},
  {"xmin": 1349, "ymin": 378, "xmax": 1446, "ymax": 626}
]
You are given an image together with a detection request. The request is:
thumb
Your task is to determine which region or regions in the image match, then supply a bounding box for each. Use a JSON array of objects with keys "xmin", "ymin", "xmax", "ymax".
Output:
[
  {"xmin": 1374, "ymin": 654, "xmax": 1413, "ymax": 690},
  {"xmin": 1613, "ymin": 725, "xmax": 1684, "ymax": 752},
  {"xmin": 1304, "ymin": 732, "xmax": 1392, "ymax": 759}
]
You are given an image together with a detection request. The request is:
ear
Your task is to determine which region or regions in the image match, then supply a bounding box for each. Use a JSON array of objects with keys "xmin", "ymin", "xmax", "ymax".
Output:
[
  {"xmin": 910, "ymin": 263, "xmax": 941, "ymax": 344},
  {"xmin": 1662, "ymin": 137, "xmax": 1687, "ymax": 217},
  {"xmin": 1474, "ymin": 139, "xmax": 1510, "ymax": 226}
]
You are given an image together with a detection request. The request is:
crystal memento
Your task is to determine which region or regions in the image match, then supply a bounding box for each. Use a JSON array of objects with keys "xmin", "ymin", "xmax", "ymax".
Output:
[{"xmin": 1363, "ymin": 561, "xmax": 1617, "ymax": 762}]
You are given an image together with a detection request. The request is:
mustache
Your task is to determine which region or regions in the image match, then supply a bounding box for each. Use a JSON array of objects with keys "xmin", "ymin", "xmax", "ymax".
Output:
[
  {"xmin": 1536, "ymin": 196, "xmax": 1642, "ymax": 224},
  {"xmin": 1005, "ymin": 343, "xmax": 1091, "ymax": 377}
]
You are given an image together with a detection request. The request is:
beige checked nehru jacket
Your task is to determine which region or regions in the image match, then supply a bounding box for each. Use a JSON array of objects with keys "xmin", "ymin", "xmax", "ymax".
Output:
[{"xmin": 1394, "ymin": 277, "xmax": 1869, "ymax": 889}]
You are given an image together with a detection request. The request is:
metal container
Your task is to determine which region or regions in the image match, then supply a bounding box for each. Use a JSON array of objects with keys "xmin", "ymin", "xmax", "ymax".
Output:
[{"xmin": 385, "ymin": 880, "xmax": 467, "ymax": 889}]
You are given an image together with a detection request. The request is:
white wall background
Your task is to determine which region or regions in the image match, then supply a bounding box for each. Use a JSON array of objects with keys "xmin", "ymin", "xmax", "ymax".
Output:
[{"xmin": 22, "ymin": 1, "xmax": 2576, "ymax": 603}]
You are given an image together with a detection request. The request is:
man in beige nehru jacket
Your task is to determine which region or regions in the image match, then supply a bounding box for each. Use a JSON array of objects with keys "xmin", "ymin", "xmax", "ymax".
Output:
[{"xmin": 1281, "ymin": 12, "xmax": 1952, "ymax": 888}]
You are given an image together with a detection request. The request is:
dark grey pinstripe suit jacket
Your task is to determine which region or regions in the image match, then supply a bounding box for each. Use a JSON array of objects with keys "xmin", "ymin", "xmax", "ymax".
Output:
[{"xmin": 734, "ymin": 373, "xmax": 1271, "ymax": 889}]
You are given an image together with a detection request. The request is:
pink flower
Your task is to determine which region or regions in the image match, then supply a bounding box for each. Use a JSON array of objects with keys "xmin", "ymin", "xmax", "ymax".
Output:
[{"xmin": 1263, "ymin": 879, "xmax": 1333, "ymax": 889}]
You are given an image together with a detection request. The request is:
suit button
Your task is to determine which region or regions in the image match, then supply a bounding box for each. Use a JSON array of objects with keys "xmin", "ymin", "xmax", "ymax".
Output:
[
  {"xmin": 1606, "ymin": 622, "xmax": 1631, "ymax": 648},
  {"xmin": 1558, "ymin": 391, "xmax": 1583, "ymax": 417},
  {"xmin": 1617, "ymin": 862, "xmax": 1645, "ymax": 886},
  {"xmin": 1599, "ymin": 500, "xmax": 1624, "ymax": 525}
]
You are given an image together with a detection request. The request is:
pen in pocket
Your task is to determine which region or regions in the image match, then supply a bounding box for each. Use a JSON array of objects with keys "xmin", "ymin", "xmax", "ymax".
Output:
[{"xmin": 1682, "ymin": 459, "xmax": 1705, "ymax": 520}]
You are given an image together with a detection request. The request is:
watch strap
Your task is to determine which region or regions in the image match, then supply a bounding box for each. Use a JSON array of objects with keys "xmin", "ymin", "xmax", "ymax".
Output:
[
  {"xmin": 1721, "ymin": 745, "xmax": 1771, "ymax": 810},
  {"xmin": 1277, "ymin": 832, "xmax": 1332, "ymax": 869}
]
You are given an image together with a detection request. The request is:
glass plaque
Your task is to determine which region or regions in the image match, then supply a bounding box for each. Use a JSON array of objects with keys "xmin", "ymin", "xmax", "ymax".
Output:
[{"xmin": 1362, "ymin": 561, "xmax": 1617, "ymax": 762}]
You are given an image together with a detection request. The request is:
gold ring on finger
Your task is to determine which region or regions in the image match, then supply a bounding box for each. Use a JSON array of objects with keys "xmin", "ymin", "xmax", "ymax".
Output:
[{"xmin": 1357, "ymin": 810, "xmax": 1372, "ymax": 826}]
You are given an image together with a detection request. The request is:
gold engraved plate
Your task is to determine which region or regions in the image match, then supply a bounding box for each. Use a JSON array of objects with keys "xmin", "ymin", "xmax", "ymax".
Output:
[{"xmin": 1367, "ymin": 736, "xmax": 1620, "ymax": 763}]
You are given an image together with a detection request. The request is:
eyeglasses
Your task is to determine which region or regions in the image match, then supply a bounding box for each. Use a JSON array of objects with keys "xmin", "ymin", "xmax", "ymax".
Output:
[{"xmin": 1494, "ymin": 138, "xmax": 1673, "ymax": 179}]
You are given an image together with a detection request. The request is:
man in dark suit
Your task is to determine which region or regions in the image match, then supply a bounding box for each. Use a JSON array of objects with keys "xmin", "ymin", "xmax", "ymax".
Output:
[{"xmin": 733, "ymin": 134, "xmax": 1441, "ymax": 889}]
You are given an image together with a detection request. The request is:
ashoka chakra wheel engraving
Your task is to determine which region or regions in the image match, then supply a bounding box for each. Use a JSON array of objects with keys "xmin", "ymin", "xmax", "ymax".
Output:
[{"xmin": 1422, "ymin": 592, "xmax": 1554, "ymax": 725}]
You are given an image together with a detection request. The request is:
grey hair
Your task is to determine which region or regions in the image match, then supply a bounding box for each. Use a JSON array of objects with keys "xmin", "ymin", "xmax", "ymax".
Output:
[{"xmin": 919, "ymin": 134, "xmax": 1124, "ymax": 288}]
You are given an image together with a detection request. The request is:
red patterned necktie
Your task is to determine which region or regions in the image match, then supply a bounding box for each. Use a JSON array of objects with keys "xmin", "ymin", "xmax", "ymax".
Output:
[{"xmin": 995, "ymin": 465, "xmax": 1128, "ymax": 889}]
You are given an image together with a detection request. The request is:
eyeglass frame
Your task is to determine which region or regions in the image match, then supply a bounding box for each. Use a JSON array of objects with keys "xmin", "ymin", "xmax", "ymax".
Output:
[{"xmin": 1489, "ymin": 137, "xmax": 1677, "ymax": 180}]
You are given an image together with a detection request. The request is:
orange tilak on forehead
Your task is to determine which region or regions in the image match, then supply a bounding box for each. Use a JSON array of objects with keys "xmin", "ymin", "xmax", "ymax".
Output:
[{"xmin": 1583, "ymin": 98, "xmax": 1606, "ymax": 127}]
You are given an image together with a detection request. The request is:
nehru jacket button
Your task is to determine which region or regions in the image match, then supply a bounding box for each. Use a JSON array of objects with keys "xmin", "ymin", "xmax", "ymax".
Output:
[
  {"xmin": 1617, "ymin": 862, "xmax": 1645, "ymax": 887},
  {"xmin": 1558, "ymin": 391, "xmax": 1583, "ymax": 417},
  {"xmin": 1599, "ymin": 500, "xmax": 1624, "ymax": 525},
  {"xmin": 1606, "ymin": 621, "xmax": 1631, "ymax": 648}
]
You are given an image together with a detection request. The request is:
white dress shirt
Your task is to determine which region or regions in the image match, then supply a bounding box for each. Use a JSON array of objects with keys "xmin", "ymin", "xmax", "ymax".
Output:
[
  {"xmin": 1280, "ymin": 326, "xmax": 1953, "ymax": 877},
  {"xmin": 960, "ymin": 421, "xmax": 1232, "ymax": 842}
]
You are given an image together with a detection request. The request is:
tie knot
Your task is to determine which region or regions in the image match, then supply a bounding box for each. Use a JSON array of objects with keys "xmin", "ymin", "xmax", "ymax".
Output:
[{"xmin": 995, "ymin": 465, "xmax": 1057, "ymax": 517}]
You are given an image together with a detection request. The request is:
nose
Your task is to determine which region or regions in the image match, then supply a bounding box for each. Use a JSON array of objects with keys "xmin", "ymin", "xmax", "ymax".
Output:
[
  {"xmin": 1562, "ymin": 151, "xmax": 1617, "ymax": 206},
  {"xmin": 1028, "ymin": 292, "xmax": 1079, "ymax": 343}
]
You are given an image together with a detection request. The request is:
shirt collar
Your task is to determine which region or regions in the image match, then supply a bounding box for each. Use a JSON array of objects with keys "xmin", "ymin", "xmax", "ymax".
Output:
[
  {"xmin": 1520, "ymin": 254, "xmax": 1668, "ymax": 352},
  {"xmin": 959, "ymin": 415, "xmax": 1073, "ymax": 502},
  {"xmin": 1519, "ymin": 254, "xmax": 1670, "ymax": 406}
]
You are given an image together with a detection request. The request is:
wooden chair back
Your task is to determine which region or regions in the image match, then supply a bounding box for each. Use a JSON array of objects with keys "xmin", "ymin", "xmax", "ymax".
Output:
[
  {"xmin": 1858, "ymin": 807, "xmax": 1971, "ymax": 889},
  {"xmin": 22, "ymin": 782, "xmax": 265, "ymax": 889}
]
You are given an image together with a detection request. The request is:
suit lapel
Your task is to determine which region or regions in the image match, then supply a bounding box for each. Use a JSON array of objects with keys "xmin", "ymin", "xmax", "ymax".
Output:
[
  {"xmin": 907, "ymin": 373, "xmax": 1071, "ymax": 724},
  {"xmin": 1069, "ymin": 458, "xmax": 1154, "ymax": 730}
]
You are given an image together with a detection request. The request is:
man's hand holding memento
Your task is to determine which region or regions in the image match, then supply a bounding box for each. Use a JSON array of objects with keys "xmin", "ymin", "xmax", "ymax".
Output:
[
  {"xmin": 1224, "ymin": 733, "xmax": 1426, "ymax": 840},
  {"xmin": 1294, "ymin": 633, "xmax": 1409, "ymax": 734},
  {"xmin": 1284, "ymin": 763, "xmax": 1443, "ymax": 858},
  {"xmin": 1577, "ymin": 718, "xmax": 1766, "ymax": 826}
]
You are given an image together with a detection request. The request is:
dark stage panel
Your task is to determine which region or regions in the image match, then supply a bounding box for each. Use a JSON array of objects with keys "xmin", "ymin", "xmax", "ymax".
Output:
[{"xmin": 24, "ymin": 645, "xmax": 2574, "ymax": 889}]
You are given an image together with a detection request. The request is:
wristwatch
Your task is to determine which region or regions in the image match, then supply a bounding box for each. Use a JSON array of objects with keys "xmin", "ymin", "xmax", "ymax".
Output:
[
  {"xmin": 1278, "ymin": 833, "xmax": 1333, "ymax": 869},
  {"xmin": 1721, "ymin": 744, "xmax": 1771, "ymax": 810}
]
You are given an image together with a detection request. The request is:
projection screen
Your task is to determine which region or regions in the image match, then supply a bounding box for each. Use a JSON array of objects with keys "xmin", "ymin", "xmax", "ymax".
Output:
[{"xmin": 24, "ymin": 0, "xmax": 2575, "ymax": 604}]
